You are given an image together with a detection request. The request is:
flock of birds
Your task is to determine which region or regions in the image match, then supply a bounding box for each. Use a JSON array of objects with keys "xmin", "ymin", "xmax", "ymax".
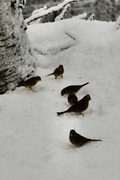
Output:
[{"xmin": 18, "ymin": 64, "xmax": 102, "ymax": 147}]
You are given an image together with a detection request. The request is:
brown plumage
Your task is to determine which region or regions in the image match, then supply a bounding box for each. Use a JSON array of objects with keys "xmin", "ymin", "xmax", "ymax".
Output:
[
  {"xmin": 57, "ymin": 94, "xmax": 91, "ymax": 116},
  {"xmin": 61, "ymin": 82, "xmax": 89, "ymax": 96},
  {"xmin": 48, "ymin": 65, "xmax": 64, "ymax": 79},
  {"xmin": 68, "ymin": 94, "xmax": 78, "ymax": 105},
  {"xmin": 18, "ymin": 76, "xmax": 41, "ymax": 90},
  {"xmin": 69, "ymin": 129, "xmax": 102, "ymax": 147}
]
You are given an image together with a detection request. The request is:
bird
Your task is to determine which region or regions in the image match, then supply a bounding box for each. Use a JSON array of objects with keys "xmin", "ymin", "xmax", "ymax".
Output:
[
  {"xmin": 48, "ymin": 65, "xmax": 64, "ymax": 79},
  {"xmin": 57, "ymin": 94, "xmax": 91, "ymax": 116},
  {"xmin": 18, "ymin": 76, "xmax": 41, "ymax": 90},
  {"xmin": 69, "ymin": 129, "xmax": 102, "ymax": 147},
  {"xmin": 61, "ymin": 82, "xmax": 89, "ymax": 96},
  {"xmin": 68, "ymin": 94, "xmax": 78, "ymax": 105}
]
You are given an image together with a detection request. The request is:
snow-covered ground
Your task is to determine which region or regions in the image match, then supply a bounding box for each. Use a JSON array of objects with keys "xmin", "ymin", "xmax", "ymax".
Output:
[{"xmin": 0, "ymin": 16, "xmax": 120, "ymax": 180}]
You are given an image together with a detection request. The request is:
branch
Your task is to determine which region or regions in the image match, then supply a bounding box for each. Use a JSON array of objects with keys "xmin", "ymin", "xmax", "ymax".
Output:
[
  {"xmin": 55, "ymin": 4, "xmax": 70, "ymax": 21},
  {"xmin": 65, "ymin": 32, "xmax": 76, "ymax": 41},
  {"xmin": 88, "ymin": 14, "xmax": 95, "ymax": 21},
  {"xmin": 25, "ymin": 0, "xmax": 81, "ymax": 25}
]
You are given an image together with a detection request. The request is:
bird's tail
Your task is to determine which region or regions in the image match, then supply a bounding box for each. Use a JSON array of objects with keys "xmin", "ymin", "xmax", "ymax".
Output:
[
  {"xmin": 17, "ymin": 80, "xmax": 25, "ymax": 87},
  {"xmin": 48, "ymin": 73, "xmax": 54, "ymax": 76},
  {"xmin": 81, "ymin": 82, "xmax": 89, "ymax": 87},
  {"xmin": 57, "ymin": 110, "xmax": 68, "ymax": 116},
  {"xmin": 90, "ymin": 139, "xmax": 102, "ymax": 142}
]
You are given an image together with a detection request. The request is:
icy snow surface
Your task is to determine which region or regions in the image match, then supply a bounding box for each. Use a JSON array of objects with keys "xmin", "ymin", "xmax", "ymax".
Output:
[{"xmin": 0, "ymin": 17, "xmax": 120, "ymax": 180}]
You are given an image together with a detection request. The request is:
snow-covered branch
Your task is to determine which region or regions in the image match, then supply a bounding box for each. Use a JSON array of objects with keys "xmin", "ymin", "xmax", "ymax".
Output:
[
  {"xmin": 88, "ymin": 14, "xmax": 95, "ymax": 21},
  {"xmin": 25, "ymin": 0, "xmax": 81, "ymax": 25},
  {"xmin": 55, "ymin": 4, "xmax": 70, "ymax": 21}
]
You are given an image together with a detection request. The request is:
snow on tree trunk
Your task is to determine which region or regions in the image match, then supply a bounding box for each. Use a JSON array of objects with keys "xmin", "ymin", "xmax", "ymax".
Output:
[{"xmin": 0, "ymin": 0, "xmax": 35, "ymax": 94}]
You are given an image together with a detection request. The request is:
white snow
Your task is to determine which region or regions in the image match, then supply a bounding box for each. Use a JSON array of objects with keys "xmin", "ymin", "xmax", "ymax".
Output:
[{"xmin": 1, "ymin": 16, "xmax": 120, "ymax": 180}]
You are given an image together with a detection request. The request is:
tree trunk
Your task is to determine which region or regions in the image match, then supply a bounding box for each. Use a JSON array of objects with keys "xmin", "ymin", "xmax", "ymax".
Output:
[{"xmin": 0, "ymin": 0, "xmax": 35, "ymax": 94}]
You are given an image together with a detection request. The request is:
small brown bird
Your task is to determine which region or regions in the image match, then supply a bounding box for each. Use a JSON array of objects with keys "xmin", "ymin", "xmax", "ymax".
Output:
[
  {"xmin": 61, "ymin": 82, "xmax": 89, "ymax": 96},
  {"xmin": 48, "ymin": 65, "xmax": 64, "ymax": 79},
  {"xmin": 18, "ymin": 76, "xmax": 41, "ymax": 90},
  {"xmin": 57, "ymin": 94, "xmax": 91, "ymax": 116},
  {"xmin": 69, "ymin": 129, "xmax": 102, "ymax": 147},
  {"xmin": 68, "ymin": 94, "xmax": 78, "ymax": 105}
]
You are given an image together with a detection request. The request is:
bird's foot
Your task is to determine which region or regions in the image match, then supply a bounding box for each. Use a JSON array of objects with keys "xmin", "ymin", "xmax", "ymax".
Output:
[
  {"xmin": 78, "ymin": 112, "xmax": 84, "ymax": 116},
  {"xmin": 29, "ymin": 87, "xmax": 37, "ymax": 92},
  {"xmin": 81, "ymin": 113, "xmax": 84, "ymax": 116}
]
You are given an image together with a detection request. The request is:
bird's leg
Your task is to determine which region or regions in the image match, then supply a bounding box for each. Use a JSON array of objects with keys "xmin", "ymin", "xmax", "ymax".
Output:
[
  {"xmin": 80, "ymin": 113, "xmax": 84, "ymax": 116},
  {"xmin": 29, "ymin": 87, "xmax": 36, "ymax": 92},
  {"xmin": 78, "ymin": 112, "xmax": 84, "ymax": 116}
]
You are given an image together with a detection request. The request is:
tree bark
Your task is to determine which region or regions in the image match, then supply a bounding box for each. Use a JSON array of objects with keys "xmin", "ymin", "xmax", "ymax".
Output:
[{"xmin": 0, "ymin": 0, "xmax": 35, "ymax": 94}]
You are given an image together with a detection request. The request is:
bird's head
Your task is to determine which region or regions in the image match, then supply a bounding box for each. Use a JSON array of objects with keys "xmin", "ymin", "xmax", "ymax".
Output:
[
  {"xmin": 84, "ymin": 94, "xmax": 91, "ymax": 101},
  {"xmin": 59, "ymin": 65, "xmax": 63, "ymax": 68},
  {"xmin": 61, "ymin": 88, "xmax": 65, "ymax": 96},
  {"xmin": 35, "ymin": 76, "xmax": 41, "ymax": 82},
  {"xmin": 59, "ymin": 65, "xmax": 64, "ymax": 71},
  {"xmin": 70, "ymin": 129, "xmax": 76, "ymax": 136}
]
